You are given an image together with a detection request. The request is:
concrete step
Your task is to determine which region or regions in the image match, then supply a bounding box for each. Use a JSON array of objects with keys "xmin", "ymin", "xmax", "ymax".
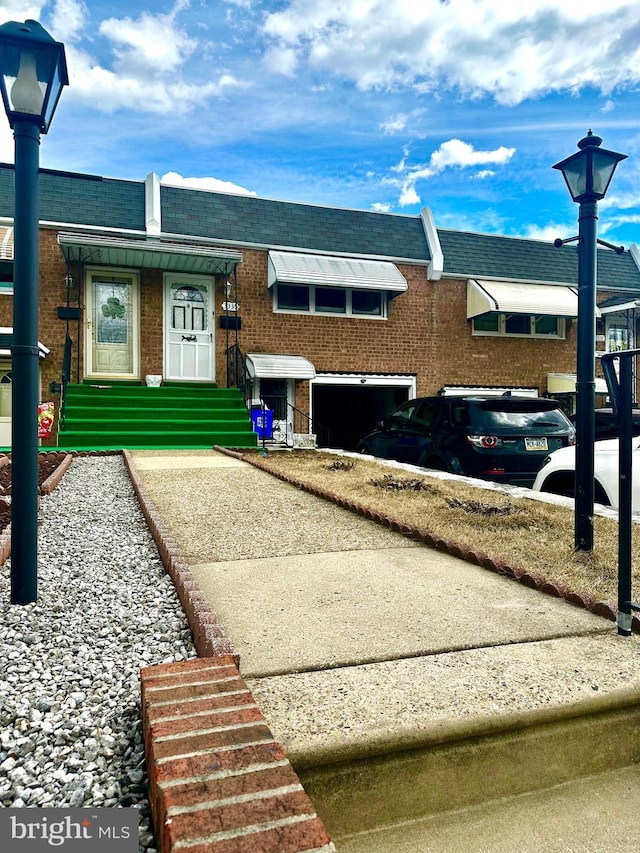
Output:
[
  {"xmin": 246, "ymin": 635, "xmax": 640, "ymax": 852},
  {"xmin": 336, "ymin": 766, "xmax": 640, "ymax": 853}
]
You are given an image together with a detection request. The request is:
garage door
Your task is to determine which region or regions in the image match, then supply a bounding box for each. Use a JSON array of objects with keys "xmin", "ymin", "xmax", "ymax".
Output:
[{"xmin": 312, "ymin": 380, "xmax": 412, "ymax": 450}]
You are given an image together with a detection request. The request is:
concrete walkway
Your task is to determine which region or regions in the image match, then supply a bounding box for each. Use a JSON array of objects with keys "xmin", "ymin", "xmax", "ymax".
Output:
[{"xmin": 129, "ymin": 449, "xmax": 640, "ymax": 851}]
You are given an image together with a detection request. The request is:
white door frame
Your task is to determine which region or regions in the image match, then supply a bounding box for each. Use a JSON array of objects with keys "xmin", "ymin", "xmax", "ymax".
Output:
[
  {"xmin": 84, "ymin": 266, "xmax": 140, "ymax": 379},
  {"xmin": 163, "ymin": 273, "xmax": 215, "ymax": 381}
]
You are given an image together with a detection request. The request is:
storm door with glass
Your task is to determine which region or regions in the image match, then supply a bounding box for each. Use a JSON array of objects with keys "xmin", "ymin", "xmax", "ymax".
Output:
[
  {"xmin": 85, "ymin": 271, "xmax": 139, "ymax": 378},
  {"xmin": 164, "ymin": 275, "xmax": 214, "ymax": 381}
]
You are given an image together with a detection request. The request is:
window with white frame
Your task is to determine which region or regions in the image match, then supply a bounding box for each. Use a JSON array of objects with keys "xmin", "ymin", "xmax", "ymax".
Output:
[
  {"xmin": 274, "ymin": 283, "xmax": 386, "ymax": 318},
  {"xmin": 472, "ymin": 313, "xmax": 566, "ymax": 338}
]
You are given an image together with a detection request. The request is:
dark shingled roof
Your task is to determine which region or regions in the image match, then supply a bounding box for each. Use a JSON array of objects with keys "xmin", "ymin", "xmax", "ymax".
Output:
[
  {"xmin": 438, "ymin": 228, "xmax": 640, "ymax": 292},
  {"xmin": 0, "ymin": 164, "xmax": 145, "ymax": 232},
  {"xmin": 1, "ymin": 164, "xmax": 638, "ymax": 294},
  {"xmin": 160, "ymin": 185, "xmax": 431, "ymax": 261}
]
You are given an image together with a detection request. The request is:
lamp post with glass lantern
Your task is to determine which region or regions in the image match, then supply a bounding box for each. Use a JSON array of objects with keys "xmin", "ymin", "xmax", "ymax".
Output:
[
  {"xmin": 553, "ymin": 131, "xmax": 626, "ymax": 552},
  {"xmin": 0, "ymin": 19, "xmax": 68, "ymax": 603}
]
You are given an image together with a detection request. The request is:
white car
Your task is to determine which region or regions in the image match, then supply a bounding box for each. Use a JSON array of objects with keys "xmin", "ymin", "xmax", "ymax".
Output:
[{"xmin": 532, "ymin": 438, "xmax": 640, "ymax": 510}]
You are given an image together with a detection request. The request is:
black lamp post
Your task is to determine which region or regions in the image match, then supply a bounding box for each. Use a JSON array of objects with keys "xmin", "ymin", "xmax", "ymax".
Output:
[
  {"xmin": 0, "ymin": 20, "xmax": 68, "ymax": 604},
  {"xmin": 553, "ymin": 131, "xmax": 626, "ymax": 552}
]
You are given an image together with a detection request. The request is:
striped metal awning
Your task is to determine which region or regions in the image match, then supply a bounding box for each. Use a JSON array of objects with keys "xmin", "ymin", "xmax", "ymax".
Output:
[
  {"xmin": 58, "ymin": 233, "xmax": 242, "ymax": 274},
  {"xmin": 467, "ymin": 279, "xmax": 580, "ymax": 318},
  {"xmin": 246, "ymin": 353, "xmax": 316, "ymax": 380},
  {"xmin": 268, "ymin": 250, "xmax": 407, "ymax": 293},
  {"xmin": 0, "ymin": 226, "xmax": 14, "ymax": 260}
]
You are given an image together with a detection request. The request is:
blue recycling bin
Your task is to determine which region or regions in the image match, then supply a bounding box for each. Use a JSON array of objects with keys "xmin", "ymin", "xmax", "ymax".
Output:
[{"xmin": 251, "ymin": 408, "xmax": 273, "ymax": 440}]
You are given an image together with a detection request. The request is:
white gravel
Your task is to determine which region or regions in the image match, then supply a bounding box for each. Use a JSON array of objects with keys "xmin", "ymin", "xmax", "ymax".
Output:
[{"xmin": 0, "ymin": 455, "xmax": 196, "ymax": 851}]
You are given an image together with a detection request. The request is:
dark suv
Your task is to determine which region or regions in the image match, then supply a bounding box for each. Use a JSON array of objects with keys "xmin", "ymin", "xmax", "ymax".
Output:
[{"xmin": 357, "ymin": 395, "xmax": 575, "ymax": 487}]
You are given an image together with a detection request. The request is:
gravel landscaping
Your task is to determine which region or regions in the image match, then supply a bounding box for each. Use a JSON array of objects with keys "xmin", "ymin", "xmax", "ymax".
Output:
[{"xmin": 0, "ymin": 455, "xmax": 196, "ymax": 851}]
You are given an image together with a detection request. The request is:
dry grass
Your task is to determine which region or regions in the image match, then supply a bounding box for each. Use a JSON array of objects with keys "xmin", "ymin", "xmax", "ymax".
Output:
[{"xmin": 244, "ymin": 449, "xmax": 636, "ymax": 606}]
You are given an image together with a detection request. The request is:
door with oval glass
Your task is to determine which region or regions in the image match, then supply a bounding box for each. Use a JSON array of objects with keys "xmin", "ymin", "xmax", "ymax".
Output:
[
  {"xmin": 164, "ymin": 275, "xmax": 214, "ymax": 381},
  {"xmin": 85, "ymin": 270, "xmax": 139, "ymax": 378}
]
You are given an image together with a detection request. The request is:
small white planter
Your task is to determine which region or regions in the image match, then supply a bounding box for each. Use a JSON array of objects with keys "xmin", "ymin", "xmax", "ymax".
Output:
[{"xmin": 146, "ymin": 375, "xmax": 162, "ymax": 387}]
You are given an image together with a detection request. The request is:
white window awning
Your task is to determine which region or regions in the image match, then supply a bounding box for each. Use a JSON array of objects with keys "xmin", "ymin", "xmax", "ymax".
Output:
[
  {"xmin": 0, "ymin": 226, "xmax": 13, "ymax": 261},
  {"xmin": 58, "ymin": 233, "xmax": 242, "ymax": 274},
  {"xmin": 268, "ymin": 250, "xmax": 407, "ymax": 293},
  {"xmin": 547, "ymin": 373, "xmax": 608, "ymax": 395},
  {"xmin": 247, "ymin": 353, "xmax": 316, "ymax": 380},
  {"xmin": 467, "ymin": 279, "xmax": 580, "ymax": 319}
]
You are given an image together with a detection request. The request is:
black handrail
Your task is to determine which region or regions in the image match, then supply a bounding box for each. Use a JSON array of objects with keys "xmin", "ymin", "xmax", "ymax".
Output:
[
  {"xmin": 59, "ymin": 333, "xmax": 72, "ymax": 430},
  {"xmin": 287, "ymin": 403, "xmax": 332, "ymax": 448},
  {"xmin": 226, "ymin": 344, "xmax": 251, "ymax": 406},
  {"xmin": 601, "ymin": 348, "xmax": 640, "ymax": 636}
]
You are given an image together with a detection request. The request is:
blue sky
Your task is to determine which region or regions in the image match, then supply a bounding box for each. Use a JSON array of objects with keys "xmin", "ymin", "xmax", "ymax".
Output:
[{"xmin": 2, "ymin": 0, "xmax": 640, "ymax": 247}]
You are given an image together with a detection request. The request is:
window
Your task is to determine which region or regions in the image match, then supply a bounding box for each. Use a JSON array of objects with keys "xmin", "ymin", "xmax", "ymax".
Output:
[
  {"xmin": 316, "ymin": 287, "xmax": 346, "ymax": 314},
  {"xmin": 607, "ymin": 323, "xmax": 629, "ymax": 352},
  {"xmin": 275, "ymin": 284, "xmax": 385, "ymax": 318},
  {"xmin": 472, "ymin": 313, "xmax": 565, "ymax": 339},
  {"xmin": 277, "ymin": 284, "xmax": 309, "ymax": 312},
  {"xmin": 0, "ymin": 261, "xmax": 12, "ymax": 295}
]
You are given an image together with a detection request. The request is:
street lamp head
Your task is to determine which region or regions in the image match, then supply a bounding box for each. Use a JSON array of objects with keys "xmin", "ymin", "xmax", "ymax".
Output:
[
  {"xmin": 0, "ymin": 19, "xmax": 68, "ymax": 134},
  {"xmin": 553, "ymin": 129, "xmax": 627, "ymax": 203}
]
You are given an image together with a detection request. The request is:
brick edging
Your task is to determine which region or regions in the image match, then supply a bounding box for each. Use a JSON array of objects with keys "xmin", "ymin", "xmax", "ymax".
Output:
[
  {"xmin": 0, "ymin": 451, "xmax": 77, "ymax": 568},
  {"xmin": 122, "ymin": 450, "xmax": 239, "ymax": 662},
  {"xmin": 141, "ymin": 657, "xmax": 336, "ymax": 853},
  {"xmin": 214, "ymin": 447, "xmax": 639, "ymax": 634}
]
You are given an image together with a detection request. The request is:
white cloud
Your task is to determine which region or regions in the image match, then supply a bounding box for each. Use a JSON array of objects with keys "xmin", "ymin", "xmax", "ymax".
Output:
[
  {"xmin": 0, "ymin": 121, "xmax": 14, "ymax": 163},
  {"xmin": 387, "ymin": 139, "xmax": 516, "ymax": 206},
  {"xmin": 160, "ymin": 171, "xmax": 257, "ymax": 196},
  {"xmin": 262, "ymin": 0, "xmax": 640, "ymax": 106},
  {"xmin": 99, "ymin": 1, "xmax": 195, "ymax": 78},
  {"xmin": 0, "ymin": 1, "xmax": 45, "ymax": 23},
  {"xmin": 49, "ymin": 0, "xmax": 87, "ymax": 42},
  {"xmin": 371, "ymin": 201, "xmax": 391, "ymax": 212},
  {"xmin": 429, "ymin": 139, "xmax": 515, "ymax": 172},
  {"xmin": 523, "ymin": 223, "xmax": 572, "ymax": 242},
  {"xmin": 263, "ymin": 46, "xmax": 298, "ymax": 77},
  {"xmin": 473, "ymin": 170, "xmax": 495, "ymax": 180},
  {"xmin": 52, "ymin": 1, "xmax": 249, "ymax": 115},
  {"xmin": 379, "ymin": 114, "xmax": 407, "ymax": 135}
]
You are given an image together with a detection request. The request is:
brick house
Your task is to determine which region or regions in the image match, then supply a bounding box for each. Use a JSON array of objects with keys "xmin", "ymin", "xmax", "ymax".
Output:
[{"xmin": 0, "ymin": 164, "xmax": 639, "ymax": 449}]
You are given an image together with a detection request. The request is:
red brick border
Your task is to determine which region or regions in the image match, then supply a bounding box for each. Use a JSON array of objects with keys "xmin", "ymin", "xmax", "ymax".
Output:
[
  {"xmin": 141, "ymin": 657, "xmax": 336, "ymax": 853},
  {"xmin": 122, "ymin": 450, "xmax": 238, "ymax": 662}
]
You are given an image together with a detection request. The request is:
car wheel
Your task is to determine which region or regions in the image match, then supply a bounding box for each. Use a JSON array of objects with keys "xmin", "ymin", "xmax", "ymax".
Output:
[
  {"xmin": 538, "ymin": 472, "xmax": 575, "ymax": 499},
  {"xmin": 594, "ymin": 482, "xmax": 611, "ymax": 507},
  {"xmin": 421, "ymin": 455, "xmax": 450, "ymax": 473}
]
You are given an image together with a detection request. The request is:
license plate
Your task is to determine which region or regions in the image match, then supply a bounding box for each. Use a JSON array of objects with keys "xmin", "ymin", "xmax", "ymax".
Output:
[{"xmin": 525, "ymin": 436, "xmax": 548, "ymax": 451}]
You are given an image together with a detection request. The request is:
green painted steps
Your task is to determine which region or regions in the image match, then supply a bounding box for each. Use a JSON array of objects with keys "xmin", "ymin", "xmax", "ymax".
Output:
[{"xmin": 58, "ymin": 382, "xmax": 258, "ymax": 450}]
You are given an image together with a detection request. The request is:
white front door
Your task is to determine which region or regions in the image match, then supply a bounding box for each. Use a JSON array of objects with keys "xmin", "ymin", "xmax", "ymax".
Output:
[
  {"xmin": 164, "ymin": 275, "xmax": 215, "ymax": 381},
  {"xmin": 85, "ymin": 269, "xmax": 140, "ymax": 378}
]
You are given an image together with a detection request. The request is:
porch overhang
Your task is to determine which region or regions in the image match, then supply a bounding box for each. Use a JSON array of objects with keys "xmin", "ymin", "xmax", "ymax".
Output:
[
  {"xmin": 57, "ymin": 233, "xmax": 242, "ymax": 274},
  {"xmin": 467, "ymin": 279, "xmax": 580, "ymax": 319},
  {"xmin": 0, "ymin": 327, "xmax": 49, "ymax": 358},
  {"xmin": 547, "ymin": 373, "xmax": 608, "ymax": 395},
  {"xmin": 246, "ymin": 353, "xmax": 316, "ymax": 380},
  {"xmin": 268, "ymin": 250, "xmax": 407, "ymax": 295}
]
